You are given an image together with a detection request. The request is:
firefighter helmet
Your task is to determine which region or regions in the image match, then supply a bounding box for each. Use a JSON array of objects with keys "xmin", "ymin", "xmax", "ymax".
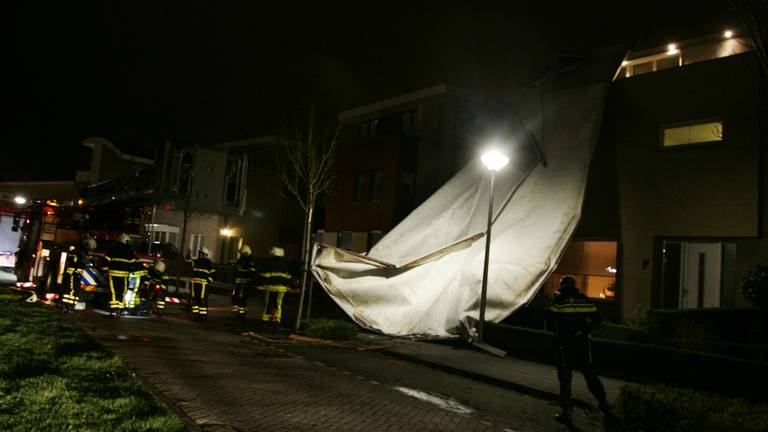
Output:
[
  {"xmin": 118, "ymin": 233, "xmax": 131, "ymax": 244},
  {"xmin": 199, "ymin": 246, "xmax": 210, "ymax": 257},
  {"xmin": 83, "ymin": 237, "xmax": 97, "ymax": 251},
  {"xmin": 269, "ymin": 246, "xmax": 284, "ymax": 258},
  {"xmin": 152, "ymin": 260, "xmax": 166, "ymax": 274},
  {"xmin": 239, "ymin": 245, "xmax": 252, "ymax": 256}
]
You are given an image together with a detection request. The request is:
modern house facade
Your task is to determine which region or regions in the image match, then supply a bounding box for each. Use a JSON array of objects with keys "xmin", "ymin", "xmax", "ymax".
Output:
[
  {"xmin": 543, "ymin": 29, "xmax": 762, "ymax": 321},
  {"xmin": 320, "ymin": 29, "xmax": 764, "ymax": 323}
]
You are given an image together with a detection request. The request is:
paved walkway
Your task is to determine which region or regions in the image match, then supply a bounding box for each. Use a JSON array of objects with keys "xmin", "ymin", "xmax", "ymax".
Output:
[
  {"xmin": 66, "ymin": 292, "xmax": 626, "ymax": 431},
  {"xmin": 72, "ymin": 296, "xmax": 523, "ymax": 432}
]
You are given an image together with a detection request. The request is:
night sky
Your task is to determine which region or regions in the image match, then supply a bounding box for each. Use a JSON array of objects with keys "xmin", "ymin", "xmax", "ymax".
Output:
[{"xmin": 6, "ymin": 1, "xmax": 735, "ymax": 181}]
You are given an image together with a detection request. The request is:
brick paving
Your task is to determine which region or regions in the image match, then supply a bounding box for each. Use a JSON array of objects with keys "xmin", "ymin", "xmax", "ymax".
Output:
[{"xmin": 73, "ymin": 306, "xmax": 521, "ymax": 432}]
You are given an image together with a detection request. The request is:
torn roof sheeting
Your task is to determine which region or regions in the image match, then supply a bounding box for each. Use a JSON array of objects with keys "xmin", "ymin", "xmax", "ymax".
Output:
[{"xmin": 312, "ymin": 50, "xmax": 625, "ymax": 337}]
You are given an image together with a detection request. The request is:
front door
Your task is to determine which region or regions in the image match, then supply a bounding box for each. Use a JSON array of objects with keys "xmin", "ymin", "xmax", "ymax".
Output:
[{"xmin": 679, "ymin": 242, "xmax": 722, "ymax": 309}]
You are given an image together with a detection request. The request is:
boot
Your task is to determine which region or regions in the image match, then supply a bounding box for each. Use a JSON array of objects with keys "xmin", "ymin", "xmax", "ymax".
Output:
[
  {"xmin": 555, "ymin": 406, "xmax": 573, "ymax": 426},
  {"xmin": 598, "ymin": 399, "xmax": 622, "ymax": 429}
]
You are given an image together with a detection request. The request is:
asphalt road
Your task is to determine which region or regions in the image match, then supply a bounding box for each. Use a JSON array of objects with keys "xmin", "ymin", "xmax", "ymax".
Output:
[{"xmin": 67, "ymin": 293, "xmax": 605, "ymax": 432}]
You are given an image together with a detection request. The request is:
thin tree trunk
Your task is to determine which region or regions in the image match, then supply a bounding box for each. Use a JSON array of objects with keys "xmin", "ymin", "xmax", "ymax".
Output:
[{"xmin": 294, "ymin": 194, "xmax": 314, "ymax": 332}]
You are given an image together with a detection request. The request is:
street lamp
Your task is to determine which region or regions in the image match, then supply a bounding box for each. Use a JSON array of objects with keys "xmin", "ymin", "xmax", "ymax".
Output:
[
  {"xmin": 14, "ymin": 196, "xmax": 26, "ymax": 205},
  {"xmin": 477, "ymin": 149, "xmax": 509, "ymax": 348}
]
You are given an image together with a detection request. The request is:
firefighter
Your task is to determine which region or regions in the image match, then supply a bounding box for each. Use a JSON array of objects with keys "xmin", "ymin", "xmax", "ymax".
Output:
[
  {"xmin": 138, "ymin": 260, "xmax": 168, "ymax": 315},
  {"xmin": 231, "ymin": 245, "xmax": 256, "ymax": 318},
  {"xmin": 258, "ymin": 246, "xmax": 292, "ymax": 328},
  {"xmin": 102, "ymin": 233, "xmax": 137, "ymax": 319},
  {"xmin": 190, "ymin": 246, "xmax": 215, "ymax": 319},
  {"xmin": 61, "ymin": 236, "xmax": 97, "ymax": 312},
  {"xmin": 127, "ymin": 257, "xmax": 150, "ymax": 313},
  {"xmin": 546, "ymin": 275, "xmax": 614, "ymax": 428}
]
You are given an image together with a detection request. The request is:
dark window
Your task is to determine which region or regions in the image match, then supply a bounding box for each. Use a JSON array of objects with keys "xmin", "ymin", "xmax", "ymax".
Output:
[
  {"xmin": 632, "ymin": 61, "xmax": 653, "ymax": 75},
  {"xmin": 401, "ymin": 110, "xmax": 415, "ymax": 135},
  {"xmin": 338, "ymin": 231, "xmax": 352, "ymax": 250},
  {"xmin": 656, "ymin": 56, "xmax": 679, "ymax": 70},
  {"xmin": 370, "ymin": 170, "xmax": 383, "ymax": 201},
  {"xmin": 368, "ymin": 231, "xmax": 384, "ymax": 250},
  {"xmin": 360, "ymin": 111, "xmax": 417, "ymax": 138},
  {"xmin": 360, "ymin": 120, "xmax": 378, "ymax": 138},
  {"xmin": 353, "ymin": 172, "xmax": 369, "ymax": 202}
]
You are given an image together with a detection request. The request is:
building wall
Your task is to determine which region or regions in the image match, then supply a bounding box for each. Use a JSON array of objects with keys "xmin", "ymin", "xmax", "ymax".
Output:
[
  {"xmin": 224, "ymin": 168, "xmax": 297, "ymax": 260},
  {"xmin": 153, "ymin": 210, "xmax": 223, "ymax": 262},
  {"xmin": 324, "ymin": 87, "xmax": 478, "ymax": 251},
  {"xmin": 77, "ymin": 137, "xmax": 153, "ymax": 186},
  {"xmin": 611, "ymin": 52, "xmax": 761, "ymax": 319}
]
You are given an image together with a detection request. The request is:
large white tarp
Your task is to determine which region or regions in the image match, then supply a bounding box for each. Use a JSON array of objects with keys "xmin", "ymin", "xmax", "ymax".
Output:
[{"xmin": 312, "ymin": 79, "xmax": 610, "ymax": 337}]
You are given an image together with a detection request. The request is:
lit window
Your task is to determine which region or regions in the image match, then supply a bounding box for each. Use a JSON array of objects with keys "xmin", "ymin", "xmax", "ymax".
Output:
[
  {"xmin": 544, "ymin": 240, "xmax": 617, "ymax": 300},
  {"xmin": 190, "ymin": 234, "xmax": 204, "ymax": 258},
  {"xmin": 662, "ymin": 121, "xmax": 723, "ymax": 148}
]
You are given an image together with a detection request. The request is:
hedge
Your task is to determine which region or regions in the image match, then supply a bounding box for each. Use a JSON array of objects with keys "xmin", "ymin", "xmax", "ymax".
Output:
[
  {"xmin": 646, "ymin": 308, "xmax": 763, "ymax": 345},
  {"xmin": 617, "ymin": 384, "xmax": 768, "ymax": 432},
  {"xmin": 484, "ymin": 323, "xmax": 768, "ymax": 400}
]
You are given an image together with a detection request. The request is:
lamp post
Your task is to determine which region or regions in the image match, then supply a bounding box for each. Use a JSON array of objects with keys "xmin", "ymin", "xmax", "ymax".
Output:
[{"xmin": 478, "ymin": 149, "xmax": 509, "ymax": 345}]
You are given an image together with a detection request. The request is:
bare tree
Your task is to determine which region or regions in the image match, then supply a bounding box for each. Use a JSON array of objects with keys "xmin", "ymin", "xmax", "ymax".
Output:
[
  {"xmin": 178, "ymin": 208, "xmax": 204, "ymax": 258},
  {"xmin": 277, "ymin": 118, "xmax": 340, "ymax": 332}
]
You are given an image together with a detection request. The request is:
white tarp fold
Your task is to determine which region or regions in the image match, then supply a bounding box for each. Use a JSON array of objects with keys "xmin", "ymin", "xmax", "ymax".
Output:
[{"xmin": 312, "ymin": 80, "xmax": 610, "ymax": 337}]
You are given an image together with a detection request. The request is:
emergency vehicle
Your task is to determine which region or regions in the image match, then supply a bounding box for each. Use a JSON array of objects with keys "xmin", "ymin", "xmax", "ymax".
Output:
[{"xmin": 13, "ymin": 201, "xmax": 191, "ymax": 308}]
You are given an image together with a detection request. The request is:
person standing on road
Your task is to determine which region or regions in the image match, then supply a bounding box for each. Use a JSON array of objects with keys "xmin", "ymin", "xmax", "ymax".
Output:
[
  {"xmin": 138, "ymin": 260, "xmax": 169, "ymax": 315},
  {"xmin": 61, "ymin": 236, "xmax": 96, "ymax": 312},
  {"xmin": 231, "ymin": 245, "xmax": 256, "ymax": 318},
  {"xmin": 190, "ymin": 246, "xmax": 215, "ymax": 319},
  {"xmin": 258, "ymin": 246, "xmax": 292, "ymax": 328},
  {"xmin": 103, "ymin": 233, "xmax": 137, "ymax": 319},
  {"xmin": 546, "ymin": 275, "xmax": 614, "ymax": 428}
]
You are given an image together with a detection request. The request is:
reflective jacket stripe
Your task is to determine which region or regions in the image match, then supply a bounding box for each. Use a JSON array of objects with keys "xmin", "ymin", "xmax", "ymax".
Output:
[{"xmin": 261, "ymin": 272, "xmax": 291, "ymax": 278}]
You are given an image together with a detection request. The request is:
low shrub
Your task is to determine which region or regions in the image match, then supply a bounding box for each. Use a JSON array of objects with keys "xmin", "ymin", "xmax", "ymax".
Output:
[
  {"xmin": 304, "ymin": 319, "xmax": 358, "ymax": 341},
  {"xmin": 617, "ymin": 383, "xmax": 768, "ymax": 432},
  {"xmin": 591, "ymin": 322, "xmax": 650, "ymax": 343}
]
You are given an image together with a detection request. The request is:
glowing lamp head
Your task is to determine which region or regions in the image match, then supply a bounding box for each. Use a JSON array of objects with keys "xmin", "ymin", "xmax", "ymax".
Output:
[
  {"xmin": 666, "ymin": 43, "xmax": 679, "ymax": 54},
  {"xmin": 481, "ymin": 150, "xmax": 510, "ymax": 172},
  {"xmin": 724, "ymin": 29, "xmax": 734, "ymax": 39},
  {"xmin": 220, "ymin": 228, "xmax": 233, "ymax": 237},
  {"xmin": 14, "ymin": 196, "xmax": 26, "ymax": 205}
]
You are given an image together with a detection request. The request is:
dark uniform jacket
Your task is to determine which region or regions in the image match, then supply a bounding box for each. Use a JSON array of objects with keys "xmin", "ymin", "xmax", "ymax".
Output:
[
  {"xmin": 140, "ymin": 268, "xmax": 168, "ymax": 289},
  {"xmin": 546, "ymin": 287, "xmax": 601, "ymax": 341},
  {"xmin": 65, "ymin": 248, "xmax": 86, "ymax": 274},
  {"xmin": 192, "ymin": 257, "xmax": 215, "ymax": 284},
  {"xmin": 104, "ymin": 242, "xmax": 137, "ymax": 276},
  {"xmin": 234, "ymin": 255, "xmax": 257, "ymax": 283},
  {"xmin": 258, "ymin": 257, "xmax": 292, "ymax": 292}
]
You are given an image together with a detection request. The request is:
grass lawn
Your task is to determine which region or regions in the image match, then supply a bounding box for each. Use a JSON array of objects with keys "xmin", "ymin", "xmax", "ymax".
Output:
[{"xmin": 0, "ymin": 288, "xmax": 186, "ymax": 432}]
